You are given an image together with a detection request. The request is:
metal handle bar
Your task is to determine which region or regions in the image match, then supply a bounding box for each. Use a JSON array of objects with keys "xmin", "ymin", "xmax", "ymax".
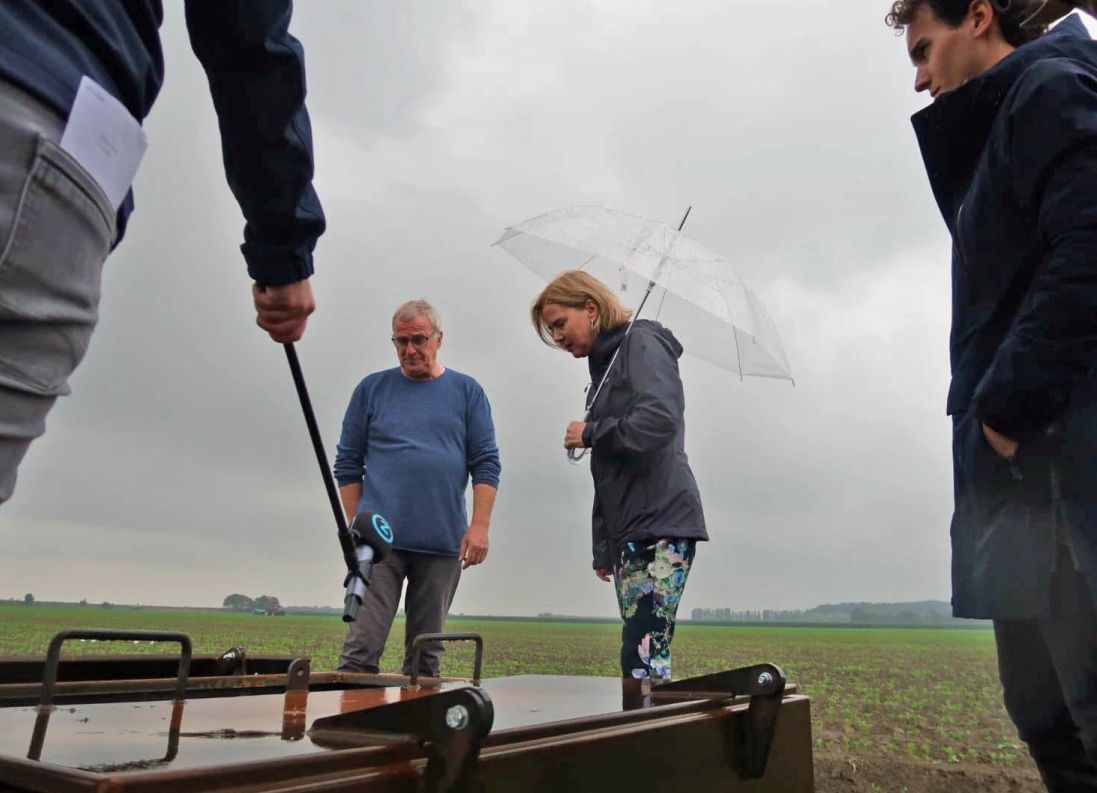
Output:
[
  {"xmin": 36, "ymin": 629, "xmax": 192, "ymax": 710},
  {"xmin": 28, "ymin": 630, "xmax": 191, "ymax": 762},
  {"xmin": 408, "ymin": 633, "xmax": 484, "ymax": 688}
]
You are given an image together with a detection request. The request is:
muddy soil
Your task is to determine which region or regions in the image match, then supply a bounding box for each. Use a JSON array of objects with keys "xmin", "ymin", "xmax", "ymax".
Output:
[{"xmin": 814, "ymin": 751, "xmax": 1044, "ymax": 793}]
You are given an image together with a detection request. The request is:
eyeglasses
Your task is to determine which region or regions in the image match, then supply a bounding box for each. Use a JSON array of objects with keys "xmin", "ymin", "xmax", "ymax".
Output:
[{"xmin": 391, "ymin": 333, "xmax": 435, "ymax": 349}]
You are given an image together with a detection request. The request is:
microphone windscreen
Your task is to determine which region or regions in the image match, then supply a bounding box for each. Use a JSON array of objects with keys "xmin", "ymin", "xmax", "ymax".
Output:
[{"xmin": 350, "ymin": 509, "xmax": 395, "ymax": 561}]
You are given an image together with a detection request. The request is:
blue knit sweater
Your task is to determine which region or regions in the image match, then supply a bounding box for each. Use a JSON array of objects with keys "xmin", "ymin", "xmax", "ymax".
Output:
[{"xmin": 334, "ymin": 368, "xmax": 501, "ymax": 556}]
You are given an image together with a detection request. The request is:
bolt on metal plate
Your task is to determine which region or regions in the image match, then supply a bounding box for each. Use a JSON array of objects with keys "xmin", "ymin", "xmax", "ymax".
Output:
[{"xmin": 445, "ymin": 704, "xmax": 469, "ymax": 731}]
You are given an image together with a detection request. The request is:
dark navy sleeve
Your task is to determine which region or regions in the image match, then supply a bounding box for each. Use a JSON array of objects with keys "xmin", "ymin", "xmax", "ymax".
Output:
[
  {"xmin": 586, "ymin": 330, "xmax": 682, "ymax": 455},
  {"xmin": 464, "ymin": 380, "xmax": 501, "ymax": 488},
  {"xmin": 591, "ymin": 493, "xmax": 610, "ymax": 570},
  {"xmin": 333, "ymin": 381, "xmax": 369, "ymax": 486},
  {"xmin": 973, "ymin": 62, "xmax": 1097, "ymax": 433},
  {"xmin": 184, "ymin": 0, "xmax": 326, "ymax": 286}
]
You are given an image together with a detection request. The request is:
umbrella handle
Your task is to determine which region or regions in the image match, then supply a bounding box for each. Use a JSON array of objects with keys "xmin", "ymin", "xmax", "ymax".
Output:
[{"xmin": 567, "ymin": 409, "xmax": 593, "ymax": 464}]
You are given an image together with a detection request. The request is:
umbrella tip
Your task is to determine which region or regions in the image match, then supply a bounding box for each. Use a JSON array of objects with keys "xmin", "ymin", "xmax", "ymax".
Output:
[{"xmin": 677, "ymin": 206, "xmax": 692, "ymax": 231}]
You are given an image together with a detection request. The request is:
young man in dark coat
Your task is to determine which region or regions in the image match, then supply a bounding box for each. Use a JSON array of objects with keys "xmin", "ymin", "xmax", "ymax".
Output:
[{"xmin": 887, "ymin": 0, "xmax": 1097, "ymax": 787}]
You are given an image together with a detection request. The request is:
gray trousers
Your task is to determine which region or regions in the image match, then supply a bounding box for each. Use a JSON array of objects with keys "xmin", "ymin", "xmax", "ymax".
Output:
[
  {"xmin": 0, "ymin": 80, "xmax": 115, "ymax": 504},
  {"xmin": 338, "ymin": 549, "xmax": 462, "ymax": 676}
]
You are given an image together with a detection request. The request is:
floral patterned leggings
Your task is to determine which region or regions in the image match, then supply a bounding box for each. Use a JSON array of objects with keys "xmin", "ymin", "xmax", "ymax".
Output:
[{"xmin": 613, "ymin": 538, "xmax": 696, "ymax": 681}]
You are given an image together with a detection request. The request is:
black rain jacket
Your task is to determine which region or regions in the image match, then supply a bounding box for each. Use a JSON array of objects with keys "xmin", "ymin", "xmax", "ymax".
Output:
[{"xmin": 581, "ymin": 320, "xmax": 708, "ymax": 569}]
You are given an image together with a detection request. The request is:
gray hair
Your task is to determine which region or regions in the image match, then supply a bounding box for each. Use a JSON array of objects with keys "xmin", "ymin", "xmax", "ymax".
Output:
[{"xmin": 392, "ymin": 299, "xmax": 441, "ymax": 332}]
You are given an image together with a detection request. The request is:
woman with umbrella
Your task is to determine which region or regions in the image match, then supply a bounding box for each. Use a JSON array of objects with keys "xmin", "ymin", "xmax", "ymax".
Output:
[{"xmin": 531, "ymin": 269, "xmax": 708, "ymax": 683}]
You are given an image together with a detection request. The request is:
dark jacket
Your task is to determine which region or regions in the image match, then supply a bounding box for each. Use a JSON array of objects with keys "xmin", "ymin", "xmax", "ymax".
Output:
[
  {"xmin": 581, "ymin": 320, "xmax": 708, "ymax": 569},
  {"xmin": 912, "ymin": 15, "xmax": 1097, "ymax": 618},
  {"xmin": 0, "ymin": 1, "xmax": 325, "ymax": 285}
]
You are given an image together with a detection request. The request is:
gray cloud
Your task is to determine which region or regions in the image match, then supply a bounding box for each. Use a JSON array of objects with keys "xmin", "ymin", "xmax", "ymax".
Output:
[{"xmin": 291, "ymin": 1, "xmax": 483, "ymax": 142}]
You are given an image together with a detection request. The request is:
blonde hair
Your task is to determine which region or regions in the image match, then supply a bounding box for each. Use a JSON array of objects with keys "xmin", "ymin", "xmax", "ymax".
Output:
[{"xmin": 530, "ymin": 270, "xmax": 632, "ymax": 347}]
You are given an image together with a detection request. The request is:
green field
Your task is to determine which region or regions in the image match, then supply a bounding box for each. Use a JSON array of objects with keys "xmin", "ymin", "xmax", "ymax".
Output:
[{"xmin": 0, "ymin": 604, "xmax": 1024, "ymax": 768}]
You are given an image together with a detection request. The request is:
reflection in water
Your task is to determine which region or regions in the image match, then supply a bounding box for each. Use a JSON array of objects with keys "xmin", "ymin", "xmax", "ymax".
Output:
[
  {"xmin": 6, "ymin": 676, "xmax": 644, "ymax": 774},
  {"xmin": 336, "ymin": 684, "xmax": 441, "ymax": 715},
  {"xmin": 281, "ymin": 690, "xmax": 308, "ymax": 741},
  {"xmin": 34, "ymin": 699, "xmax": 187, "ymax": 774}
]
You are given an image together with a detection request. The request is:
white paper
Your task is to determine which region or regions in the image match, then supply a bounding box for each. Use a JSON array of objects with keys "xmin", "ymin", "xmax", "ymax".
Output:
[{"xmin": 59, "ymin": 76, "xmax": 148, "ymax": 211}]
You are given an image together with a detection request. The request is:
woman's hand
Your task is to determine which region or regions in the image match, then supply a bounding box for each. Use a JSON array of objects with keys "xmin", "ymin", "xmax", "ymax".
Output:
[
  {"xmin": 594, "ymin": 568, "xmax": 612, "ymax": 582},
  {"xmin": 564, "ymin": 421, "xmax": 587, "ymax": 450}
]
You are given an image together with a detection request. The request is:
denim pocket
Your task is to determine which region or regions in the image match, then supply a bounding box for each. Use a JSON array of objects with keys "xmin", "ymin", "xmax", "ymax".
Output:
[{"xmin": 0, "ymin": 136, "xmax": 115, "ymax": 395}]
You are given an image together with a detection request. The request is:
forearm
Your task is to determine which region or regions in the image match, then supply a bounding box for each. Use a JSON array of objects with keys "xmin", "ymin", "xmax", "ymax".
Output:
[
  {"xmin": 470, "ymin": 484, "xmax": 497, "ymax": 529},
  {"xmin": 333, "ymin": 393, "xmax": 368, "ymax": 507},
  {"xmin": 339, "ymin": 483, "xmax": 362, "ymax": 523},
  {"xmin": 975, "ymin": 231, "xmax": 1097, "ymax": 433},
  {"xmin": 586, "ymin": 407, "xmax": 677, "ymax": 455},
  {"xmin": 185, "ymin": 0, "xmax": 325, "ymax": 285},
  {"xmin": 980, "ymin": 73, "xmax": 1097, "ymax": 433},
  {"xmin": 592, "ymin": 496, "xmax": 610, "ymax": 570},
  {"xmin": 587, "ymin": 333, "xmax": 681, "ymax": 454}
]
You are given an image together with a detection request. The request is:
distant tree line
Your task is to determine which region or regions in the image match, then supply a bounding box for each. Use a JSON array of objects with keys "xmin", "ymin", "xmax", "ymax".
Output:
[
  {"xmin": 691, "ymin": 608, "xmax": 807, "ymax": 622},
  {"xmin": 690, "ymin": 601, "xmax": 960, "ymax": 625},
  {"xmin": 14, "ymin": 594, "xmax": 118, "ymax": 608},
  {"xmin": 223, "ymin": 594, "xmax": 282, "ymax": 613}
]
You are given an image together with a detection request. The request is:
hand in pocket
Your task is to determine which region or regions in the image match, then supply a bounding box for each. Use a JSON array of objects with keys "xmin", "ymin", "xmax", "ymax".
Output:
[{"xmin": 982, "ymin": 423, "xmax": 1019, "ymax": 460}]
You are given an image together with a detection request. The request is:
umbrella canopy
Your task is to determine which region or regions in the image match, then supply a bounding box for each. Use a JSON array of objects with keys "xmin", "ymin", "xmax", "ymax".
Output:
[
  {"xmin": 1023, "ymin": 0, "xmax": 1097, "ymax": 26},
  {"xmin": 494, "ymin": 206, "xmax": 793, "ymax": 382}
]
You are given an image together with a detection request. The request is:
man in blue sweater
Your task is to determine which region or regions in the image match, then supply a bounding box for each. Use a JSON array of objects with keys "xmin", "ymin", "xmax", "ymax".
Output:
[
  {"xmin": 334, "ymin": 299, "xmax": 501, "ymax": 676},
  {"xmin": 0, "ymin": 2, "xmax": 325, "ymax": 504}
]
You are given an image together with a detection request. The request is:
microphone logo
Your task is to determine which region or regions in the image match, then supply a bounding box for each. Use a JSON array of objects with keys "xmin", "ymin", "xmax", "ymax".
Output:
[{"xmin": 372, "ymin": 513, "xmax": 394, "ymax": 543}]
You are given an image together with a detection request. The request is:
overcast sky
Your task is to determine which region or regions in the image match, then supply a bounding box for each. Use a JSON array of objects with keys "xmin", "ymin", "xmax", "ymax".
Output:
[{"xmin": 4, "ymin": 2, "xmax": 1088, "ymax": 617}]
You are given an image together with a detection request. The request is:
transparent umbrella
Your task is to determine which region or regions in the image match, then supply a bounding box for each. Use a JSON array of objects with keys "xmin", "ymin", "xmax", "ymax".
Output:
[
  {"xmin": 494, "ymin": 205, "xmax": 793, "ymax": 461},
  {"xmin": 1021, "ymin": 0, "xmax": 1097, "ymax": 27},
  {"xmin": 495, "ymin": 205, "xmax": 792, "ymax": 381}
]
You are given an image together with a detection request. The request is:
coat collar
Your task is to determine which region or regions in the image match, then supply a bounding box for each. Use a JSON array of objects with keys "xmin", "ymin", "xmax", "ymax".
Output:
[
  {"xmin": 588, "ymin": 322, "xmax": 630, "ymax": 379},
  {"xmin": 911, "ymin": 15, "xmax": 1092, "ymax": 228}
]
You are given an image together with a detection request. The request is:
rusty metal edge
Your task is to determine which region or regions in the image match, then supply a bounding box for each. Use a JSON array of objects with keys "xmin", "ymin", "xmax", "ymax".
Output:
[
  {"xmin": 0, "ymin": 654, "xmax": 296, "ymax": 665},
  {"xmin": 649, "ymin": 682, "xmax": 799, "ymax": 702},
  {"xmin": 0, "ymin": 671, "xmax": 463, "ymax": 706},
  {"xmin": 0, "ymin": 694, "xmax": 809, "ymax": 793},
  {"xmin": 1, "ymin": 673, "xmax": 778, "ymax": 706},
  {"xmin": 482, "ymin": 690, "xmax": 804, "ymax": 750},
  {"xmin": 0, "ymin": 753, "xmax": 102, "ymax": 793},
  {"xmin": 2, "ymin": 738, "xmax": 428, "ymax": 793},
  {"xmin": 230, "ymin": 696, "xmax": 815, "ymax": 793},
  {"xmin": 485, "ymin": 695, "xmax": 811, "ymax": 759}
]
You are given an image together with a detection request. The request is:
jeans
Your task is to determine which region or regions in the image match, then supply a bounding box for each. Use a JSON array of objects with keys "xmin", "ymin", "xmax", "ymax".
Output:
[
  {"xmin": 0, "ymin": 79, "xmax": 115, "ymax": 504},
  {"xmin": 337, "ymin": 549, "xmax": 462, "ymax": 676}
]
